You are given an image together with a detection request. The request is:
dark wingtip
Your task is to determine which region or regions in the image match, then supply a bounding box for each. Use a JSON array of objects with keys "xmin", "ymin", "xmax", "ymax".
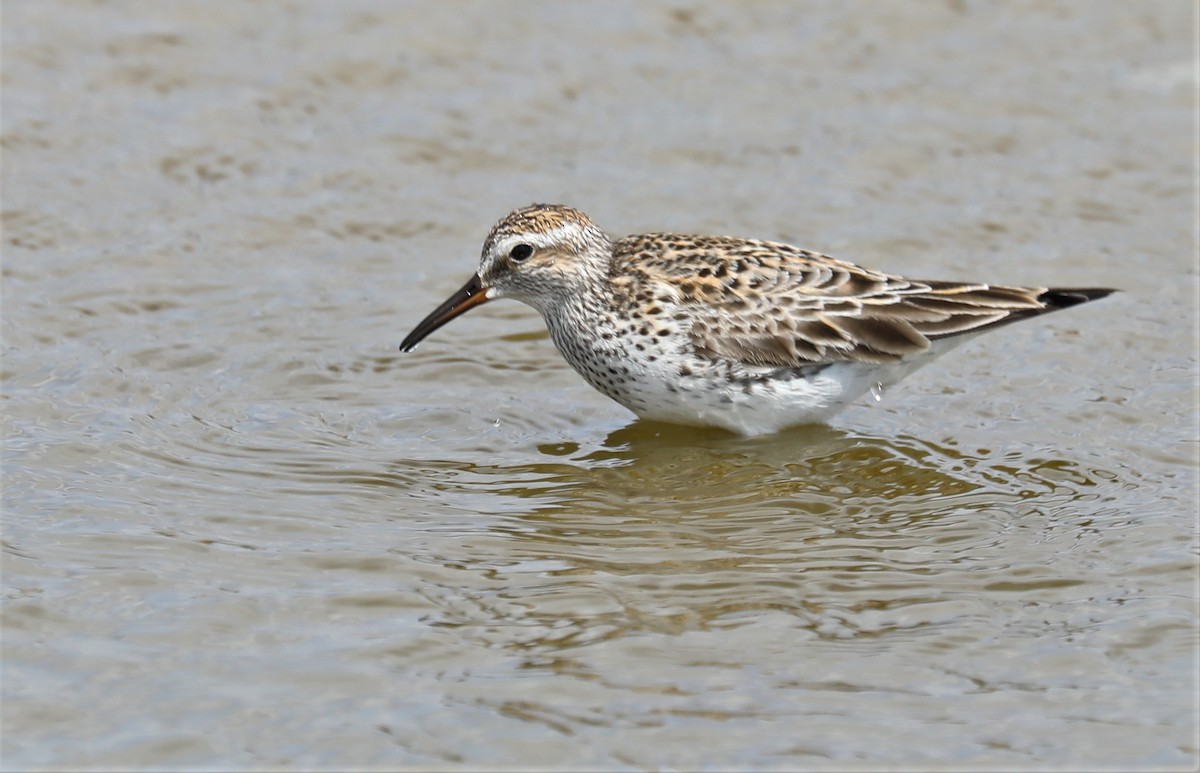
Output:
[{"xmin": 1038, "ymin": 287, "xmax": 1118, "ymax": 309}]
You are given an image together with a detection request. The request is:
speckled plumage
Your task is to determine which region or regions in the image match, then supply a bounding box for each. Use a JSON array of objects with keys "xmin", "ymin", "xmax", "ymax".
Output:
[{"xmin": 400, "ymin": 204, "xmax": 1114, "ymax": 435}]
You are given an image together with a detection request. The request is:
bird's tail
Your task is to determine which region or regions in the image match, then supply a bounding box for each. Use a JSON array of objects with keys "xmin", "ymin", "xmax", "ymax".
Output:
[{"xmin": 1036, "ymin": 287, "xmax": 1117, "ymax": 310}]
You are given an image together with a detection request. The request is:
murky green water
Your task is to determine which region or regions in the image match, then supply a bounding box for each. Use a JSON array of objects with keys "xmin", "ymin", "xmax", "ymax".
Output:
[{"xmin": 3, "ymin": 1, "xmax": 1196, "ymax": 769}]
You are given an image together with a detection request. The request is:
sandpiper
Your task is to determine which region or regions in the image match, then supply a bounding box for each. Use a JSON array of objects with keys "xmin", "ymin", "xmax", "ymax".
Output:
[{"xmin": 400, "ymin": 204, "xmax": 1114, "ymax": 435}]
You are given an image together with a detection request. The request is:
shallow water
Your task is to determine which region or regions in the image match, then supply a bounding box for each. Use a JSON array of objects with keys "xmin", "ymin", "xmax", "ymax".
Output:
[{"xmin": 3, "ymin": 1, "xmax": 1197, "ymax": 770}]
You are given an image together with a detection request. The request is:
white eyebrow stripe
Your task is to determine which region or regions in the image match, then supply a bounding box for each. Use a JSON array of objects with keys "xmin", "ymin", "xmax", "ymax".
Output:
[
  {"xmin": 518, "ymin": 222, "xmax": 585, "ymax": 250},
  {"xmin": 484, "ymin": 222, "xmax": 587, "ymax": 278}
]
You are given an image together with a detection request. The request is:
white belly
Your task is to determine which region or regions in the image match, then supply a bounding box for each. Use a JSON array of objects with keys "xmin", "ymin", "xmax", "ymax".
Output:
[
  {"xmin": 569, "ymin": 338, "xmax": 967, "ymax": 436},
  {"xmin": 544, "ymin": 304, "xmax": 967, "ymax": 436}
]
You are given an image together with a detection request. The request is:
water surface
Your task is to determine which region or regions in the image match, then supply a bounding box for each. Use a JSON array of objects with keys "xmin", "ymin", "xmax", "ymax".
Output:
[{"xmin": 3, "ymin": 1, "xmax": 1196, "ymax": 769}]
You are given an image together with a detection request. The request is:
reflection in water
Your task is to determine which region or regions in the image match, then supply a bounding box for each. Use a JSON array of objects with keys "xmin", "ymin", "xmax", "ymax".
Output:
[
  {"xmin": 446, "ymin": 419, "xmax": 1112, "ymax": 519},
  {"xmin": 382, "ymin": 422, "xmax": 1127, "ymax": 656}
]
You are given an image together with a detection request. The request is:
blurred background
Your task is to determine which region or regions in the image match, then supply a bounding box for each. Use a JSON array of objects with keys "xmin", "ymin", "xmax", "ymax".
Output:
[{"xmin": 3, "ymin": 1, "xmax": 1196, "ymax": 770}]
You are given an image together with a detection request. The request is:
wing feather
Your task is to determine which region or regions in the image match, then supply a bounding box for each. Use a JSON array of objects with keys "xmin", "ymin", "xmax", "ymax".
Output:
[{"xmin": 611, "ymin": 233, "xmax": 1064, "ymax": 368}]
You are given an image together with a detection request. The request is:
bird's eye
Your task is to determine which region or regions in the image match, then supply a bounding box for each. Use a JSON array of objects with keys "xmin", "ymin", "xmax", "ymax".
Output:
[{"xmin": 509, "ymin": 244, "xmax": 534, "ymax": 262}]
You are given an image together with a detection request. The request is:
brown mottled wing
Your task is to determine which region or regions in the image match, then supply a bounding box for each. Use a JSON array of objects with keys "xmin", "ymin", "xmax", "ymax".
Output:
[{"xmin": 614, "ymin": 234, "xmax": 1050, "ymax": 367}]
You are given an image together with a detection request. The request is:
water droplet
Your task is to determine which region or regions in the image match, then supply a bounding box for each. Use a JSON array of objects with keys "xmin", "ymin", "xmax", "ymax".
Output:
[{"xmin": 870, "ymin": 382, "xmax": 885, "ymax": 402}]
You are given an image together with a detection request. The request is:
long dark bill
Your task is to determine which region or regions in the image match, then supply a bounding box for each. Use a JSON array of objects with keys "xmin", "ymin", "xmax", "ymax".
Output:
[{"xmin": 399, "ymin": 274, "xmax": 490, "ymax": 352}]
